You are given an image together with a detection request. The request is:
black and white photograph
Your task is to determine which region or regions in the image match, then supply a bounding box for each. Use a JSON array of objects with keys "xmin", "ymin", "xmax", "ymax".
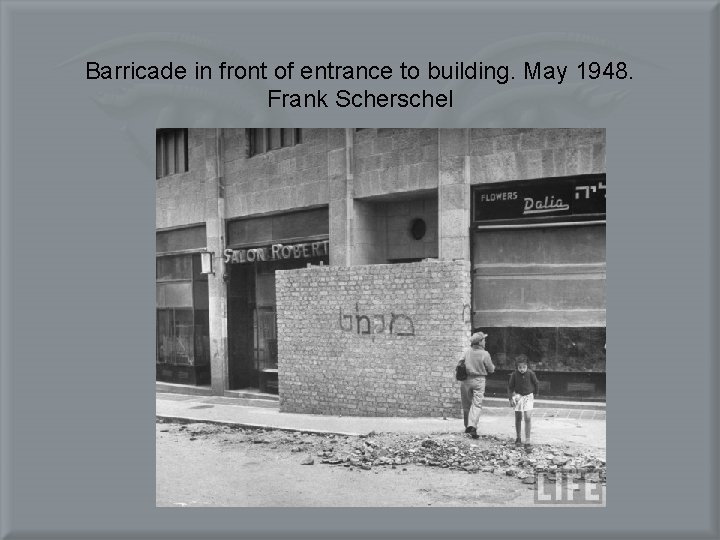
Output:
[
  {"xmin": 155, "ymin": 128, "xmax": 607, "ymax": 507},
  {"xmin": 5, "ymin": 0, "xmax": 720, "ymax": 536}
]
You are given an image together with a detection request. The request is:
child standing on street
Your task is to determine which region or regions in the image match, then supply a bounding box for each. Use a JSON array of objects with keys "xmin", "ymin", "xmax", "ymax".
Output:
[{"xmin": 508, "ymin": 356, "xmax": 540, "ymax": 451}]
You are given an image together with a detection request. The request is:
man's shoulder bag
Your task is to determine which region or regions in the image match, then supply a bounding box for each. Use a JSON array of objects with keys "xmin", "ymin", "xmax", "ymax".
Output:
[{"xmin": 455, "ymin": 359, "xmax": 467, "ymax": 381}]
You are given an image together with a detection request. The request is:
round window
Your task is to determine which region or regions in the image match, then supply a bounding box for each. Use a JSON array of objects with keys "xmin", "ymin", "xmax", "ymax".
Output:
[{"xmin": 410, "ymin": 218, "xmax": 426, "ymax": 240}]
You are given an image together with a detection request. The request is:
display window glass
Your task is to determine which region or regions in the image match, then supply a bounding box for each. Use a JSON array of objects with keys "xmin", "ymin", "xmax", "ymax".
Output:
[
  {"xmin": 156, "ymin": 253, "xmax": 210, "ymax": 381},
  {"xmin": 481, "ymin": 327, "xmax": 606, "ymax": 373}
]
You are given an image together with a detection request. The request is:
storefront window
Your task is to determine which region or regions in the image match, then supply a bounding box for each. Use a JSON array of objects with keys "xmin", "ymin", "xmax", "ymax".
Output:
[
  {"xmin": 160, "ymin": 308, "xmax": 194, "ymax": 365},
  {"xmin": 156, "ymin": 252, "xmax": 210, "ymax": 385},
  {"xmin": 156, "ymin": 255, "xmax": 193, "ymax": 281},
  {"xmin": 482, "ymin": 327, "xmax": 606, "ymax": 372},
  {"xmin": 471, "ymin": 176, "xmax": 606, "ymax": 400},
  {"xmin": 193, "ymin": 309, "xmax": 210, "ymax": 367}
]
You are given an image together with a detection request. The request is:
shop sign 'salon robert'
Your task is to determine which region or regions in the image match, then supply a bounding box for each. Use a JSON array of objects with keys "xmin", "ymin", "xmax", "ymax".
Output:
[{"xmin": 224, "ymin": 240, "xmax": 330, "ymax": 264}]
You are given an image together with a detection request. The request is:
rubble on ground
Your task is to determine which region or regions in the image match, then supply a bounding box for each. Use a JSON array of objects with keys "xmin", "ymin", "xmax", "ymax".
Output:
[
  {"xmin": 157, "ymin": 421, "xmax": 606, "ymax": 486},
  {"xmin": 314, "ymin": 433, "xmax": 606, "ymax": 484}
]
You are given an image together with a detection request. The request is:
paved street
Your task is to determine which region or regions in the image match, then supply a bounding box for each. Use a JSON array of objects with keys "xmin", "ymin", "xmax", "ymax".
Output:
[
  {"xmin": 156, "ymin": 393, "xmax": 606, "ymax": 507},
  {"xmin": 157, "ymin": 422, "xmax": 605, "ymax": 507}
]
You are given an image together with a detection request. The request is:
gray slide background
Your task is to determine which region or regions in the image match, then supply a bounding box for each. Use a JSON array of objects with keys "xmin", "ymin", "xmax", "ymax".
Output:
[{"xmin": 1, "ymin": 1, "xmax": 717, "ymax": 538}]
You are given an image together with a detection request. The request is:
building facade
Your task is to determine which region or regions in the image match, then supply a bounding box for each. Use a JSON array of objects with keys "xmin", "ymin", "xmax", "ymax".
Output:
[{"xmin": 156, "ymin": 128, "xmax": 606, "ymax": 415}]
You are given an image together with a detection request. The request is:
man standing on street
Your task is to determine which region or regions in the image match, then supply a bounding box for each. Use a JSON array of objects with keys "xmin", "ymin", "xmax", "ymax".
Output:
[{"xmin": 460, "ymin": 332, "xmax": 495, "ymax": 438}]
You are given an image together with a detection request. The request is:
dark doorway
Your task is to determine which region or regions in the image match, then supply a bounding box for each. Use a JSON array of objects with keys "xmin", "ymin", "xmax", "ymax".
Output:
[
  {"xmin": 226, "ymin": 256, "xmax": 327, "ymax": 392},
  {"xmin": 227, "ymin": 264, "xmax": 257, "ymax": 390}
]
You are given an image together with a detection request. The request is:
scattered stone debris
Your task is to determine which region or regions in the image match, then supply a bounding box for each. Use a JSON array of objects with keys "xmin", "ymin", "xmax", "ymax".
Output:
[
  {"xmin": 159, "ymin": 422, "xmax": 606, "ymax": 487},
  {"xmin": 313, "ymin": 433, "xmax": 606, "ymax": 486},
  {"xmin": 185, "ymin": 423, "xmax": 216, "ymax": 434}
]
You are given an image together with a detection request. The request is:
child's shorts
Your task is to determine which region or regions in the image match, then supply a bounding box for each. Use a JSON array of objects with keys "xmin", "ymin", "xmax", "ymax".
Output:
[{"xmin": 513, "ymin": 393, "xmax": 534, "ymax": 412}]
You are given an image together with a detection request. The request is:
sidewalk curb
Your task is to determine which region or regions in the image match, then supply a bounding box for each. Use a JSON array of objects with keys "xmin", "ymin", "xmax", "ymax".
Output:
[
  {"xmin": 156, "ymin": 415, "xmax": 365, "ymax": 437},
  {"xmin": 483, "ymin": 396, "xmax": 605, "ymax": 410},
  {"xmin": 156, "ymin": 386, "xmax": 605, "ymax": 410}
]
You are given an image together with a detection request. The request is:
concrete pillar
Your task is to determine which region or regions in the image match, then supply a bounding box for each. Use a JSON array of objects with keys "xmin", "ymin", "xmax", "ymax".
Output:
[
  {"xmin": 204, "ymin": 129, "xmax": 228, "ymax": 395},
  {"xmin": 352, "ymin": 199, "xmax": 386, "ymax": 265},
  {"xmin": 438, "ymin": 129, "xmax": 470, "ymax": 261},
  {"xmin": 328, "ymin": 129, "xmax": 352, "ymax": 266}
]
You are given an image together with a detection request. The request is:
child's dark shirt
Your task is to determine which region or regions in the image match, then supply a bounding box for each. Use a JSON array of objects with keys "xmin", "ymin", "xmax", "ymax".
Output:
[{"xmin": 508, "ymin": 369, "xmax": 539, "ymax": 397}]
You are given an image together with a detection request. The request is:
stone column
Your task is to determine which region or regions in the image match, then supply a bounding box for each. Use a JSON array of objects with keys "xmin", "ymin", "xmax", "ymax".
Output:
[
  {"xmin": 438, "ymin": 129, "xmax": 470, "ymax": 261},
  {"xmin": 204, "ymin": 129, "xmax": 228, "ymax": 395},
  {"xmin": 328, "ymin": 129, "xmax": 351, "ymax": 266}
]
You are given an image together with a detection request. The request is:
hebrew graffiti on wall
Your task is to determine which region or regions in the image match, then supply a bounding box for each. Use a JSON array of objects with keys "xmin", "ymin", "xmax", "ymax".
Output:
[
  {"xmin": 339, "ymin": 303, "xmax": 415, "ymax": 337},
  {"xmin": 389, "ymin": 313, "xmax": 414, "ymax": 336}
]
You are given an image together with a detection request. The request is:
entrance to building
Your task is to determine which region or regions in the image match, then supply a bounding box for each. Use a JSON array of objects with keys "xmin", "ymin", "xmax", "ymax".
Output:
[{"xmin": 227, "ymin": 257, "xmax": 326, "ymax": 393}]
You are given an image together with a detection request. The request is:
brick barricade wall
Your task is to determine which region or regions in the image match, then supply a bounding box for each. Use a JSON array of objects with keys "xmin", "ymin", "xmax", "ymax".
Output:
[{"xmin": 275, "ymin": 260, "xmax": 471, "ymax": 417}]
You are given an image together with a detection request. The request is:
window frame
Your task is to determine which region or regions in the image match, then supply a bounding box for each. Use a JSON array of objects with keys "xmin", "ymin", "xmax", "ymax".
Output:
[
  {"xmin": 156, "ymin": 128, "xmax": 189, "ymax": 178},
  {"xmin": 248, "ymin": 128, "xmax": 301, "ymax": 157},
  {"xmin": 156, "ymin": 253, "xmax": 209, "ymax": 367}
]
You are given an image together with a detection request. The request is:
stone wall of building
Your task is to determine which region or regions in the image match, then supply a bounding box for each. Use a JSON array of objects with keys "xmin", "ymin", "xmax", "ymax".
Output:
[
  {"xmin": 352, "ymin": 197, "xmax": 438, "ymax": 265},
  {"xmin": 383, "ymin": 197, "xmax": 438, "ymax": 261},
  {"xmin": 222, "ymin": 128, "xmax": 345, "ymax": 218},
  {"xmin": 156, "ymin": 129, "xmax": 215, "ymax": 229},
  {"xmin": 354, "ymin": 128, "xmax": 438, "ymax": 198},
  {"xmin": 275, "ymin": 260, "xmax": 471, "ymax": 417},
  {"xmin": 467, "ymin": 128, "xmax": 606, "ymax": 184},
  {"xmin": 156, "ymin": 128, "xmax": 605, "ymax": 232}
]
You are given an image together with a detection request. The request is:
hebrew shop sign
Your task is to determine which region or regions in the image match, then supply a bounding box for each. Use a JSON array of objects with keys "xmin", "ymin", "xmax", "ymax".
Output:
[{"xmin": 472, "ymin": 174, "xmax": 606, "ymax": 225}]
